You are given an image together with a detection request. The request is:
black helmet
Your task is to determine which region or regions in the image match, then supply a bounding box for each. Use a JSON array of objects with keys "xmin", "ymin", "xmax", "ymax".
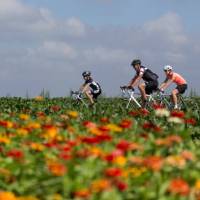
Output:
[
  {"xmin": 82, "ymin": 71, "xmax": 91, "ymax": 77},
  {"xmin": 131, "ymin": 59, "xmax": 141, "ymax": 66}
]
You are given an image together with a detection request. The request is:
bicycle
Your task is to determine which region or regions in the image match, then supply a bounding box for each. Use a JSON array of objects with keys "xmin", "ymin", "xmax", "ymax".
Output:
[
  {"xmin": 120, "ymin": 86, "xmax": 156, "ymax": 109},
  {"xmin": 154, "ymin": 91, "xmax": 188, "ymax": 111},
  {"xmin": 70, "ymin": 90, "xmax": 88, "ymax": 107}
]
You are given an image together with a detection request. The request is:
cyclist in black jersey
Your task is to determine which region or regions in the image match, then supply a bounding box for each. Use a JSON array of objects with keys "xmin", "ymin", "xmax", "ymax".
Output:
[
  {"xmin": 80, "ymin": 71, "xmax": 101, "ymax": 106},
  {"xmin": 126, "ymin": 59, "xmax": 159, "ymax": 108}
]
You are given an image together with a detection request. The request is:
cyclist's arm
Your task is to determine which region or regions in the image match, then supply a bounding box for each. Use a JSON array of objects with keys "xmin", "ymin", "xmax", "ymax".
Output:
[
  {"xmin": 160, "ymin": 79, "xmax": 173, "ymax": 91},
  {"xmin": 128, "ymin": 74, "xmax": 142, "ymax": 88},
  {"xmin": 81, "ymin": 83, "xmax": 90, "ymax": 93}
]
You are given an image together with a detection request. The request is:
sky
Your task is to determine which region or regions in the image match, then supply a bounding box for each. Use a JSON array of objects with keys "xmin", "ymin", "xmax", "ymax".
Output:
[{"xmin": 0, "ymin": 0, "xmax": 200, "ymax": 97}]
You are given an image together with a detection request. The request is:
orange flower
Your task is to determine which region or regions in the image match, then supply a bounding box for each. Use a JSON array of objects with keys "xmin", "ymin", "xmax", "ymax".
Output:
[
  {"xmin": 168, "ymin": 178, "xmax": 190, "ymax": 196},
  {"xmin": 48, "ymin": 162, "xmax": 67, "ymax": 176},
  {"xmin": 91, "ymin": 179, "xmax": 111, "ymax": 192},
  {"xmin": 155, "ymin": 135, "xmax": 182, "ymax": 147},
  {"xmin": 73, "ymin": 189, "xmax": 90, "ymax": 199},
  {"xmin": 119, "ymin": 119, "xmax": 132, "ymax": 129},
  {"xmin": 181, "ymin": 150, "xmax": 195, "ymax": 161},
  {"xmin": 143, "ymin": 156, "xmax": 163, "ymax": 171},
  {"xmin": 0, "ymin": 191, "xmax": 16, "ymax": 200},
  {"xmin": 165, "ymin": 155, "xmax": 186, "ymax": 168}
]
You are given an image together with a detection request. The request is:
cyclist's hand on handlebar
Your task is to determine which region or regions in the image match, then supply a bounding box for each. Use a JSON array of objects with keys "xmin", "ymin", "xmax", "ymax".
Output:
[
  {"xmin": 158, "ymin": 88, "xmax": 164, "ymax": 94},
  {"xmin": 120, "ymin": 86, "xmax": 127, "ymax": 89}
]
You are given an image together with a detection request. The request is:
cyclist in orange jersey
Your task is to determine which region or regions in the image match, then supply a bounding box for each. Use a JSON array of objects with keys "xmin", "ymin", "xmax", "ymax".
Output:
[{"xmin": 159, "ymin": 65, "xmax": 187, "ymax": 109}]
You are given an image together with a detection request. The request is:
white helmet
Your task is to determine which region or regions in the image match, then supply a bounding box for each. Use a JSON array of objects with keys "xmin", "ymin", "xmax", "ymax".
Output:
[{"xmin": 163, "ymin": 65, "xmax": 173, "ymax": 71}]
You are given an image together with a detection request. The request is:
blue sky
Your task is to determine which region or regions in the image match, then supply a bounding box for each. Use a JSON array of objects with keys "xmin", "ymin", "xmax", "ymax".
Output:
[
  {"xmin": 0, "ymin": 0, "xmax": 199, "ymax": 97},
  {"xmin": 25, "ymin": 0, "xmax": 199, "ymax": 30}
]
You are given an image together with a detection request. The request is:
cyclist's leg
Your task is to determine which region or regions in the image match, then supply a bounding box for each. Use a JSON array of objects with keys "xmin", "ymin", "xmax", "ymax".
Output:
[
  {"xmin": 138, "ymin": 82, "xmax": 147, "ymax": 107},
  {"xmin": 171, "ymin": 88, "xmax": 179, "ymax": 109},
  {"xmin": 84, "ymin": 89, "xmax": 94, "ymax": 105},
  {"xmin": 144, "ymin": 80, "xmax": 158, "ymax": 108}
]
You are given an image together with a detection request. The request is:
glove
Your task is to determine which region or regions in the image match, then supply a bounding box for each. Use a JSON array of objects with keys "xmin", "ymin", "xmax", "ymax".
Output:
[
  {"xmin": 159, "ymin": 88, "xmax": 164, "ymax": 93},
  {"xmin": 127, "ymin": 86, "xmax": 134, "ymax": 91}
]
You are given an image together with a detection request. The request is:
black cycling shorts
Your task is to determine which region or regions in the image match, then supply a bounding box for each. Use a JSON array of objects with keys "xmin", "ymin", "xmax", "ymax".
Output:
[
  {"xmin": 145, "ymin": 80, "xmax": 158, "ymax": 94},
  {"xmin": 92, "ymin": 90, "xmax": 101, "ymax": 99},
  {"xmin": 176, "ymin": 84, "xmax": 187, "ymax": 94}
]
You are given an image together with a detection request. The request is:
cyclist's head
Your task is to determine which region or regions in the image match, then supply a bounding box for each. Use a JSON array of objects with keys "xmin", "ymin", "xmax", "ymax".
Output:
[
  {"xmin": 82, "ymin": 71, "xmax": 91, "ymax": 79},
  {"xmin": 163, "ymin": 65, "xmax": 173, "ymax": 73},
  {"xmin": 131, "ymin": 59, "xmax": 141, "ymax": 67},
  {"xmin": 131, "ymin": 59, "xmax": 141, "ymax": 72}
]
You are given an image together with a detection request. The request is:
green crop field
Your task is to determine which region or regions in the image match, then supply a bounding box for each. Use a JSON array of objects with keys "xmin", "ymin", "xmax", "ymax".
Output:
[{"xmin": 0, "ymin": 97, "xmax": 200, "ymax": 200}]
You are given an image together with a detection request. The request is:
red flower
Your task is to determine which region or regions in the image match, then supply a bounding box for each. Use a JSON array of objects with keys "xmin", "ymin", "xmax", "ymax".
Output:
[
  {"xmin": 105, "ymin": 167, "xmax": 122, "ymax": 177},
  {"xmin": 82, "ymin": 121, "xmax": 96, "ymax": 128},
  {"xmin": 115, "ymin": 180, "xmax": 128, "ymax": 191},
  {"xmin": 142, "ymin": 122, "xmax": 161, "ymax": 132},
  {"xmin": 82, "ymin": 136, "xmax": 100, "ymax": 144},
  {"xmin": 185, "ymin": 118, "xmax": 196, "ymax": 125},
  {"xmin": 119, "ymin": 119, "xmax": 132, "ymax": 129},
  {"xmin": 7, "ymin": 149, "xmax": 24, "ymax": 159},
  {"xmin": 168, "ymin": 178, "xmax": 190, "ymax": 196},
  {"xmin": 140, "ymin": 108, "xmax": 149, "ymax": 116},
  {"xmin": 171, "ymin": 110, "xmax": 185, "ymax": 118},
  {"xmin": 59, "ymin": 152, "xmax": 72, "ymax": 160},
  {"xmin": 116, "ymin": 140, "xmax": 131, "ymax": 152},
  {"xmin": 128, "ymin": 110, "xmax": 140, "ymax": 117},
  {"xmin": 50, "ymin": 105, "xmax": 61, "ymax": 112},
  {"xmin": 100, "ymin": 117, "xmax": 110, "ymax": 123},
  {"xmin": 152, "ymin": 103, "xmax": 165, "ymax": 109},
  {"xmin": 104, "ymin": 149, "xmax": 123, "ymax": 162}
]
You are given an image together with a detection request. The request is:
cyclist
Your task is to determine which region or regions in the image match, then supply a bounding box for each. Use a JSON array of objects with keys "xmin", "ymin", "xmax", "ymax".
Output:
[
  {"xmin": 159, "ymin": 65, "xmax": 187, "ymax": 109},
  {"xmin": 125, "ymin": 59, "xmax": 159, "ymax": 108},
  {"xmin": 80, "ymin": 71, "xmax": 101, "ymax": 106}
]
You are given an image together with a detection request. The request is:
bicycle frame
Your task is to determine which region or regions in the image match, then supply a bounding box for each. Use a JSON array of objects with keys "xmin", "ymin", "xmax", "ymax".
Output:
[
  {"xmin": 120, "ymin": 87, "xmax": 141, "ymax": 109},
  {"xmin": 70, "ymin": 91, "xmax": 88, "ymax": 107}
]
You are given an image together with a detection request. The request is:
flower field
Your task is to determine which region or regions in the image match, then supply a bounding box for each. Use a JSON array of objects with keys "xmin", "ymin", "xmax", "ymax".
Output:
[{"xmin": 0, "ymin": 97, "xmax": 200, "ymax": 200}]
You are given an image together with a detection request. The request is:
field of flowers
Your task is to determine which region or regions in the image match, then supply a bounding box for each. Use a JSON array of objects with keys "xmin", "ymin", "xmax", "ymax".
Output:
[{"xmin": 0, "ymin": 97, "xmax": 200, "ymax": 200}]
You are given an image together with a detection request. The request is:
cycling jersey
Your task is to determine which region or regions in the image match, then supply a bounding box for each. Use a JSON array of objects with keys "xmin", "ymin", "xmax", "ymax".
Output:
[
  {"xmin": 137, "ymin": 66, "xmax": 159, "ymax": 82},
  {"xmin": 85, "ymin": 79, "xmax": 101, "ymax": 94},
  {"xmin": 167, "ymin": 72, "xmax": 187, "ymax": 85}
]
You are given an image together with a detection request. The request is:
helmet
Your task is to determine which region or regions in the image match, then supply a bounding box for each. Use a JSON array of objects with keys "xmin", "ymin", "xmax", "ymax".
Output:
[
  {"xmin": 131, "ymin": 59, "xmax": 141, "ymax": 66},
  {"xmin": 163, "ymin": 65, "xmax": 173, "ymax": 71},
  {"xmin": 82, "ymin": 71, "xmax": 91, "ymax": 77}
]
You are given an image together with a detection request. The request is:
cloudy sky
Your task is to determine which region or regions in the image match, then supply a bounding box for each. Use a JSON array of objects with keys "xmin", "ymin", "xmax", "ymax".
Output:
[{"xmin": 0, "ymin": 0, "xmax": 199, "ymax": 97}]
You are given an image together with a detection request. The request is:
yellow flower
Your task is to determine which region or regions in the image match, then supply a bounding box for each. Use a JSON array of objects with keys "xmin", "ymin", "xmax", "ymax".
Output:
[
  {"xmin": 106, "ymin": 124, "xmax": 123, "ymax": 132},
  {"xmin": 0, "ymin": 191, "xmax": 16, "ymax": 200},
  {"xmin": 126, "ymin": 167, "xmax": 147, "ymax": 177},
  {"xmin": 17, "ymin": 196, "xmax": 39, "ymax": 200},
  {"xmin": 0, "ymin": 136, "xmax": 11, "ymax": 144},
  {"xmin": 51, "ymin": 194, "xmax": 63, "ymax": 200},
  {"xmin": 195, "ymin": 180, "xmax": 200, "ymax": 190},
  {"xmin": 19, "ymin": 114, "xmax": 30, "ymax": 120},
  {"xmin": 113, "ymin": 156, "xmax": 127, "ymax": 166},
  {"xmin": 35, "ymin": 96, "xmax": 44, "ymax": 101},
  {"xmin": 26, "ymin": 122, "xmax": 41, "ymax": 129},
  {"xmin": 67, "ymin": 111, "xmax": 79, "ymax": 118},
  {"xmin": 30, "ymin": 143, "xmax": 45, "ymax": 151},
  {"xmin": 43, "ymin": 127, "xmax": 58, "ymax": 139},
  {"xmin": 17, "ymin": 128, "xmax": 29, "ymax": 136}
]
